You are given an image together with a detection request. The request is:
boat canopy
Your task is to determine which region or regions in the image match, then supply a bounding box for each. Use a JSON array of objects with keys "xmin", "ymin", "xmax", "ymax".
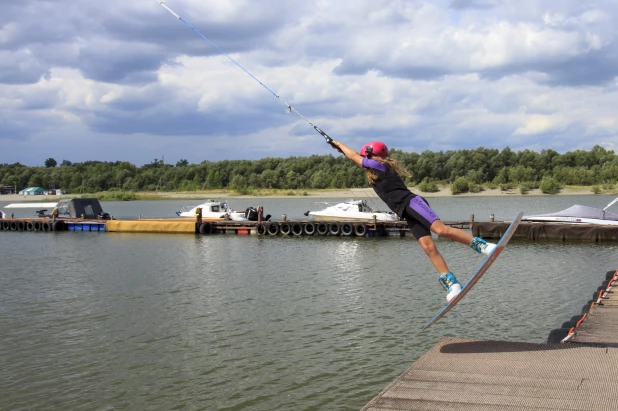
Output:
[{"xmin": 56, "ymin": 198, "xmax": 107, "ymax": 219}]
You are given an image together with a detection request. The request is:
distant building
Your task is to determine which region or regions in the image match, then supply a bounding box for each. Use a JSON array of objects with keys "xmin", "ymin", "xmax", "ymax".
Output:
[
  {"xmin": 19, "ymin": 187, "xmax": 46, "ymax": 196},
  {"xmin": 0, "ymin": 184, "xmax": 16, "ymax": 195}
]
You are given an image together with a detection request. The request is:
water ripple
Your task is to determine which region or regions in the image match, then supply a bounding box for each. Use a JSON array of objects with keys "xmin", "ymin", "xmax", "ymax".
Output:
[{"xmin": 1, "ymin": 197, "xmax": 617, "ymax": 410}]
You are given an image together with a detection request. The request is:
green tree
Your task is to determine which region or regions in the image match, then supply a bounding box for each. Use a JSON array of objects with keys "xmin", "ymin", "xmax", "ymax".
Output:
[
  {"xmin": 260, "ymin": 169, "xmax": 278, "ymax": 189},
  {"xmin": 206, "ymin": 170, "xmax": 222, "ymax": 189},
  {"xmin": 28, "ymin": 173, "xmax": 43, "ymax": 187},
  {"xmin": 230, "ymin": 175, "xmax": 248, "ymax": 190},
  {"xmin": 144, "ymin": 158, "xmax": 164, "ymax": 169},
  {"xmin": 310, "ymin": 170, "xmax": 330, "ymax": 189},
  {"xmin": 509, "ymin": 166, "xmax": 536, "ymax": 183},
  {"xmin": 493, "ymin": 167, "xmax": 510, "ymax": 185},
  {"xmin": 44, "ymin": 158, "xmax": 57, "ymax": 168}
]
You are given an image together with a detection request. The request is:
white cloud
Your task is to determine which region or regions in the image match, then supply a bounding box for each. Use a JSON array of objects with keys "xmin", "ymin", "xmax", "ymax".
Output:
[
  {"xmin": 513, "ymin": 115, "xmax": 567, "ymax": 136},
  {"xmin": 1, "ymin": 0, "xmax": 618, "ymax": 165}
]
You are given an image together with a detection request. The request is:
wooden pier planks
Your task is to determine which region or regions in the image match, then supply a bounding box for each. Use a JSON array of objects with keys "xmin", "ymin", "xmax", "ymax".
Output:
[
  {"xmin": 362, "ymin": 338, "xmax": 618, "ymax": 411},
  {"xmin": 364, "ymin": 271, "xmax": 618, "ymax": 410},
  {"xmin": 568, "ymin": 304, "xmax": 618, "ymax": 346},
  {"xmin": 568, "ymin": 273, "xmax": 618, "ymax": 346}
]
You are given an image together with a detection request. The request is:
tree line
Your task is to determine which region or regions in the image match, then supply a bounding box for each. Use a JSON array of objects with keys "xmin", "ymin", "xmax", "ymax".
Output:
[{"xmin": 1, "ymin": 145, "xmax": 617, "ymax": 195}]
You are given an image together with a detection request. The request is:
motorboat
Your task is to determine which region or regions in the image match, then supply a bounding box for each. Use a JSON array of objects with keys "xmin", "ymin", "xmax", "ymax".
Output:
[
  {"xmin": 522, "ymin": 197, "xmax": 618, "ymax": 225},
  {"xmin": 175, "ymin": 200, "xmax": 235, "ymax": 219},
  {"xmin": 3, "ymin": 198, "xmax": 111, "ymax": 220},
  {"xmin": 175, "ymin": 200, "xmax": 267, "ymax": 221},
  {"xmin": 304, "ymin": 199, "xmax": 398, "ymax": 222}
]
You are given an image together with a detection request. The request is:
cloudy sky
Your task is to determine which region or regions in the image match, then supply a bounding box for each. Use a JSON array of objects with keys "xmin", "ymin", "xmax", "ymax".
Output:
[{"xmin": 2, "ymin": 0, "xmax": 618, "ymax": 166}]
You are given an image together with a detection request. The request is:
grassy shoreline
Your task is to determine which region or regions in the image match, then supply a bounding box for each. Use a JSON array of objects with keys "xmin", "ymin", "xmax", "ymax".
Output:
[{"xmin": 1, "ymin": 185, "xmax": 617, "ymax": 203}]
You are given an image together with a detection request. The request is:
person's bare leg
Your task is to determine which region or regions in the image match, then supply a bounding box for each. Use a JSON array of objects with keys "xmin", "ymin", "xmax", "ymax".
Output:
[
  {"xmin": 417, "ymin": 235, "xmax": 450, "ymax": 274},
  {"xmin": 418, "ymin": 234, "xmax": 463, "ymax": 301},
  {"xmin": 430, "ymin": 220, "xmax": 473, "ymax": 245}
]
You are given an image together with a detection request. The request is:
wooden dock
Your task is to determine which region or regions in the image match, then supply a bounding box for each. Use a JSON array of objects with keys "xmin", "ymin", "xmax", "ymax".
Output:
[
  {"xmin": 5, "ymin": 216, "xmax": 618, "ymax": 243},
  {"xmin": 362, "ymin": 270, "xmax": 618, "ymax": 411},
  {"xmin": 558, "ymin": 270, "xmax": 618, "ymax": 347},
  {"xmin": 0, "ymin": 217, "xmax": 470, "ymax": 236}
]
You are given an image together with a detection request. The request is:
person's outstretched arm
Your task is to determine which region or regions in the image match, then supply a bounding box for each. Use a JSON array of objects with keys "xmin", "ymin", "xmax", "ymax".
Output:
[{"xmin": 331, "ymin": 141, "xmax": 363, "ymax": 166}]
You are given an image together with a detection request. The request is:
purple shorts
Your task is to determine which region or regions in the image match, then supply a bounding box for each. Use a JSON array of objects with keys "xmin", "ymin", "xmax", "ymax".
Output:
[{"xmin": 403, "ymin": 196, "xmax": 439, "ymax": 240}]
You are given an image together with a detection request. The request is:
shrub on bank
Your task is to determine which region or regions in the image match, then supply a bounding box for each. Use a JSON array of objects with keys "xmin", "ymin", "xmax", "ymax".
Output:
[
  {"xmin": 539, "ymin": 178, "xmax": 562, "ymax": 194},
  {"xmin": 451, "ymin": 177, "xmax": 469, "ymax": 194},
  {"xmin": 468, "ymin": 182, "xmax": 483, "ymax": 193},
  {"xmin": 418, "ymin": 178, "xmax": 439, "ymax": 193},
  {"xmin": 94, "ymin": 191, "xmax": 137, "ymax": 201},
  {"xmin": 519, "ymin": 181, "xmax": 535, "ymax": 194}
]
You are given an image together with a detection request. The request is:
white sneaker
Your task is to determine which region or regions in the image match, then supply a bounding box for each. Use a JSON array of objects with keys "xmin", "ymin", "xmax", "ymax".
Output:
[
  {"xmin": 470, "ymin": 237, "xmax": 497, "ymax": 256},
  {"xmin": 439, "ymin": 273, "xmax": 462, "ymax": 303},
  {"xmin": 481, "ymin": 242, "xmax": 497, "ymax": 256},
  {"xmin": 446, "ymin": 283, "xmax": 462, "ymax": 302}
]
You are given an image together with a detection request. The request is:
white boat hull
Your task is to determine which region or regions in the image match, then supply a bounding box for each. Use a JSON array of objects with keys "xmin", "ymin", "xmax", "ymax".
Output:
[
  {"xmin": 176, "ymin": 200, "xmax": 229, "ymax": 219},
  {"xmin": 306, "ymin": 200, "xmax": 398, "ymax": 223},
  {"xmin": 177, "ymin": 211, "xmax": 227, "ymax": 219},
  {"xmin": 522, "ymin": 216, "xmax": 618, "ymax": 226},
  {"xmin": 522, "ymin": 199, "xmax": 618, "ymax": 226},
  {"xmin": 309, "ymin": 213, "xmax": 397, "ymax": 222},
  {"xmin": 175, "ymin": 200, "xmax": 249, "ymax": 221}
]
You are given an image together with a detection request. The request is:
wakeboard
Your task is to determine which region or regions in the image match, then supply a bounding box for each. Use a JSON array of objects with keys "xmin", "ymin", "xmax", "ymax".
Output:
[{"xmin": 423, "ymin": 211, "xmax": 524, "ymax": 329}]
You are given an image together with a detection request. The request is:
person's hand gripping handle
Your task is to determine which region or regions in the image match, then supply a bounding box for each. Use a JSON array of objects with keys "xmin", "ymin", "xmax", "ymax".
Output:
[{"xmin": 314, "ymin": 126, "xmax": 343, "ymax": 153}]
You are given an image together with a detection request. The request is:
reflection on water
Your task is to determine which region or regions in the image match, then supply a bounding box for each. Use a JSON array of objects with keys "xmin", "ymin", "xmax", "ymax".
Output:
[{"xmin": 1, "ymin": 196, "xmax": 617, "ymax": 410}]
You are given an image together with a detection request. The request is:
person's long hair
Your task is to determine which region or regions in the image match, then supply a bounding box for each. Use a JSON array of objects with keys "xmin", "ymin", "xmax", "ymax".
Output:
[{"xmin": 365, "ymin": 156, "xmax": 412, "ymax": 184}]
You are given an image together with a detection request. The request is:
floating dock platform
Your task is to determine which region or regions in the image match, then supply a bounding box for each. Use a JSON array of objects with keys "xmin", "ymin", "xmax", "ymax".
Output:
[
  {"xmin": 0, "ymin": 217, "xmax": 469, "ymax": 236},
  {"xmin": 362, "ymin": 270, "xmax": 618, "ymax": 411},
  {"xmin": 105, "ymin": 219, "xmax": 198, "ymax": 234},
  {"xmin": 3, "ymin": 216, "xmax": 618, "ymax": 242},
  {"xmin": 0, "ymin": 218, "xmax": 105, "ymax": 232},
  {"xmin": 473, "ymin": 221, "xmax": 618, "ymax": 241}
]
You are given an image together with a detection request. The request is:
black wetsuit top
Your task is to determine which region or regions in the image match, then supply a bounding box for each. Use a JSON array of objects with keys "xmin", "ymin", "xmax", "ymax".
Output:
[{"xmin": 362, "ymin": 158, "xmax": 414, "ymax": 217}]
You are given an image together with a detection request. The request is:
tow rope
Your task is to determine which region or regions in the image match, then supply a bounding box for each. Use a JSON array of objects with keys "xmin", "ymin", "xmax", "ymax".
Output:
[{"xmin": 157, "ymin": 1, "xmax": 335, "ymax": 145}]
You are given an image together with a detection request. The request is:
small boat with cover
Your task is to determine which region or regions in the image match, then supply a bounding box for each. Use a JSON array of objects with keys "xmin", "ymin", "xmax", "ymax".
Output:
[
  {"xmin": 3, "ymin": 198, "xmax": 111, "ymax": 220},
  {"xmin": 522, "ymin": 197, "xmax": 618, "ymax": 226}
]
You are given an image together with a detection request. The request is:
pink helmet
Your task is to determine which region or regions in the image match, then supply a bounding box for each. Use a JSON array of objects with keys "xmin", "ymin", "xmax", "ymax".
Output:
[{"xmin": 360, "ymin": 141, "xmax": 388, "ymax": 158}]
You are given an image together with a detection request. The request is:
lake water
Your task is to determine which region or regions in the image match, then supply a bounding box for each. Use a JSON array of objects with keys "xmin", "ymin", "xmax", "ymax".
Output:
[{"xmin": 1, "ymin": 195, "xmax": 617, "ymax": 410}]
